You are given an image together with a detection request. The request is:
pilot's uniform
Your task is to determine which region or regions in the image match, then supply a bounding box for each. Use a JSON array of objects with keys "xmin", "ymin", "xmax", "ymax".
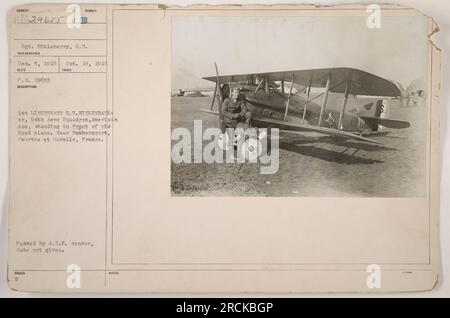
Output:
[{"xmin": 222, "ymin": 95, "xmax": 252, "ymax": 128}]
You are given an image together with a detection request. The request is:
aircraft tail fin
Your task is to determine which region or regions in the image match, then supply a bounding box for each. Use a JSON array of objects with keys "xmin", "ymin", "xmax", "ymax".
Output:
[
  {"xmin": 373, "ymin": 99, "xmax": 384, "ymax": 118},
  {"xmin": 361, "ymin": 100, "xmax": 384, "ymax": 131}
]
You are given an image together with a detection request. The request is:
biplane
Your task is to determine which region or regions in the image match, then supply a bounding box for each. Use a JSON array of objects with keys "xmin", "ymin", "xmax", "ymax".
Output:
[{"xmin": 201, "ymin": 64, "xmax": 410, "ymax": 145}]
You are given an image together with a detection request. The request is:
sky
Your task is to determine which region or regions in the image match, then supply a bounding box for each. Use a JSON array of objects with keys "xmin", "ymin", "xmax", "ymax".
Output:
[{"xmin": 171, "ymin": 15, "xmax": 429, "ymax": 90}]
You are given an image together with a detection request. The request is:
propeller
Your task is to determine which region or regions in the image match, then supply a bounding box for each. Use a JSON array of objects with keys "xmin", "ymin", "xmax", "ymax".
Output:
[
  {"xmin": 210, "ymin": 81, "xmax": 217, "ymax": 110},
  {"xmin": 214, "ymin": 62, "xmax": 226, "ymax": 133}
]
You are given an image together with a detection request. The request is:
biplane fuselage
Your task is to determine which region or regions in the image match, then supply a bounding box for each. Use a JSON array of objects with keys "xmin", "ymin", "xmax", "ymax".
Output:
[{"xmin": 221, "ymin": 83, "xmax": 379, "ymax": 133}]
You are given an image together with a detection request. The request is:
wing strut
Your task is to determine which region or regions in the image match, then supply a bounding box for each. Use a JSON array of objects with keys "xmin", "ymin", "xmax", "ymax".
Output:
[
  {"xmin": 318, "ymin": 74, "xmax": 331, "ymax": 127},
  {"xmin": 301, "ymin": 79, "xmax": 312, "ymax": 124},
  {"xmin": 254, "ymin": 78, "xmax": 264, "ymax": 94},
  {"xmin": 283, "ymin": 74, "xmax": 295, "ymax": 121},
  {"xmin": 337, "ymin": 79, "xmax": 351, "ymax": 130}
]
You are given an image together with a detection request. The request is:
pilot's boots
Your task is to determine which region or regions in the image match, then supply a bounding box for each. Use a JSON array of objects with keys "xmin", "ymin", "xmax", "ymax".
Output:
[{"xmin": 244, "ymin": 112, "xmax": 253, "ymax": 128}]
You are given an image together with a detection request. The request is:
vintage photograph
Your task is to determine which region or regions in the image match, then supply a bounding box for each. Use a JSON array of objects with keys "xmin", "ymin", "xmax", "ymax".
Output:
[{"xmin": 171, "ymin": 15, "xmax": 429, "ymax": 197}]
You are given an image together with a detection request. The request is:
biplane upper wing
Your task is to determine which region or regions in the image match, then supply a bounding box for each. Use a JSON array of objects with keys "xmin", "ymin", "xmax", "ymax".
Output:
[
  {"xmin": 203, "ymin": 67, "xmax": 402, "ymax": 97},
  {"xmin": 200, "ymin": 110, "xmax": 381, "ymax": 144}
]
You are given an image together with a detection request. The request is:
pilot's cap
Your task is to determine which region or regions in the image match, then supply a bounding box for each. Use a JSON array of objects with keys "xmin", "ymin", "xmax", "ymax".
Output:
[
  {"xmin": 231, "ymin": 87, "xmax": 241, "ymax": 94},
  {"xmin": 231, "ymin": 87, "xmax": 243, "ymax": 99}
]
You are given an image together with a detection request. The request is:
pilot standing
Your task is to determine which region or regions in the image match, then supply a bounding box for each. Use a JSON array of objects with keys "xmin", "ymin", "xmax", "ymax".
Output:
[{"xmin": 222, "ymin": 88, "xmax": 252, "ymax": 128}]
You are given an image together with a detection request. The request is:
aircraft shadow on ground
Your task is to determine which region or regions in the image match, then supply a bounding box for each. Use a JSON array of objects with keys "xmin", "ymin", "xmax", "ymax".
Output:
[
  {"xmin": 316, "ymin": 136, "xmax": 398, "ymax": 152},
  {"xmin": 277, "ymin": 132, "xmax": 397, "ymax": 164},
  {"xmin": 279, "ymin": 141, "xmax": 384, "ymax": 164}
]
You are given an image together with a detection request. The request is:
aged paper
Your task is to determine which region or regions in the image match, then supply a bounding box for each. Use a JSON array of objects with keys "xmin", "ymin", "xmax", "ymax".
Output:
[{"xmin": 8, "ymin": 3, "xmax": 440, "ymax": 292}]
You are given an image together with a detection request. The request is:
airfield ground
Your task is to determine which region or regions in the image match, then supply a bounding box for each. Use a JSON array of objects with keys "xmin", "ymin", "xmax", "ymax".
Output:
[{"xmin": 171, "ymin": 96, "xmax": 427, "ymax": 197}]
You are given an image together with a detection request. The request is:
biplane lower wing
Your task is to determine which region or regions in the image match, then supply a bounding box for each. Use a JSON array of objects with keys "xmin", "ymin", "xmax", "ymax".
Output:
[
  {"xmin": 358, "ymin": 116, "xmax": 411, "ymax": 129},
  {"xmin": 200, "ymin": 110, "xmax": 381, "ymax": 144},
  {"xmin": 252, "ymin": 117, "xmax": 382, "ymax": 144}
]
